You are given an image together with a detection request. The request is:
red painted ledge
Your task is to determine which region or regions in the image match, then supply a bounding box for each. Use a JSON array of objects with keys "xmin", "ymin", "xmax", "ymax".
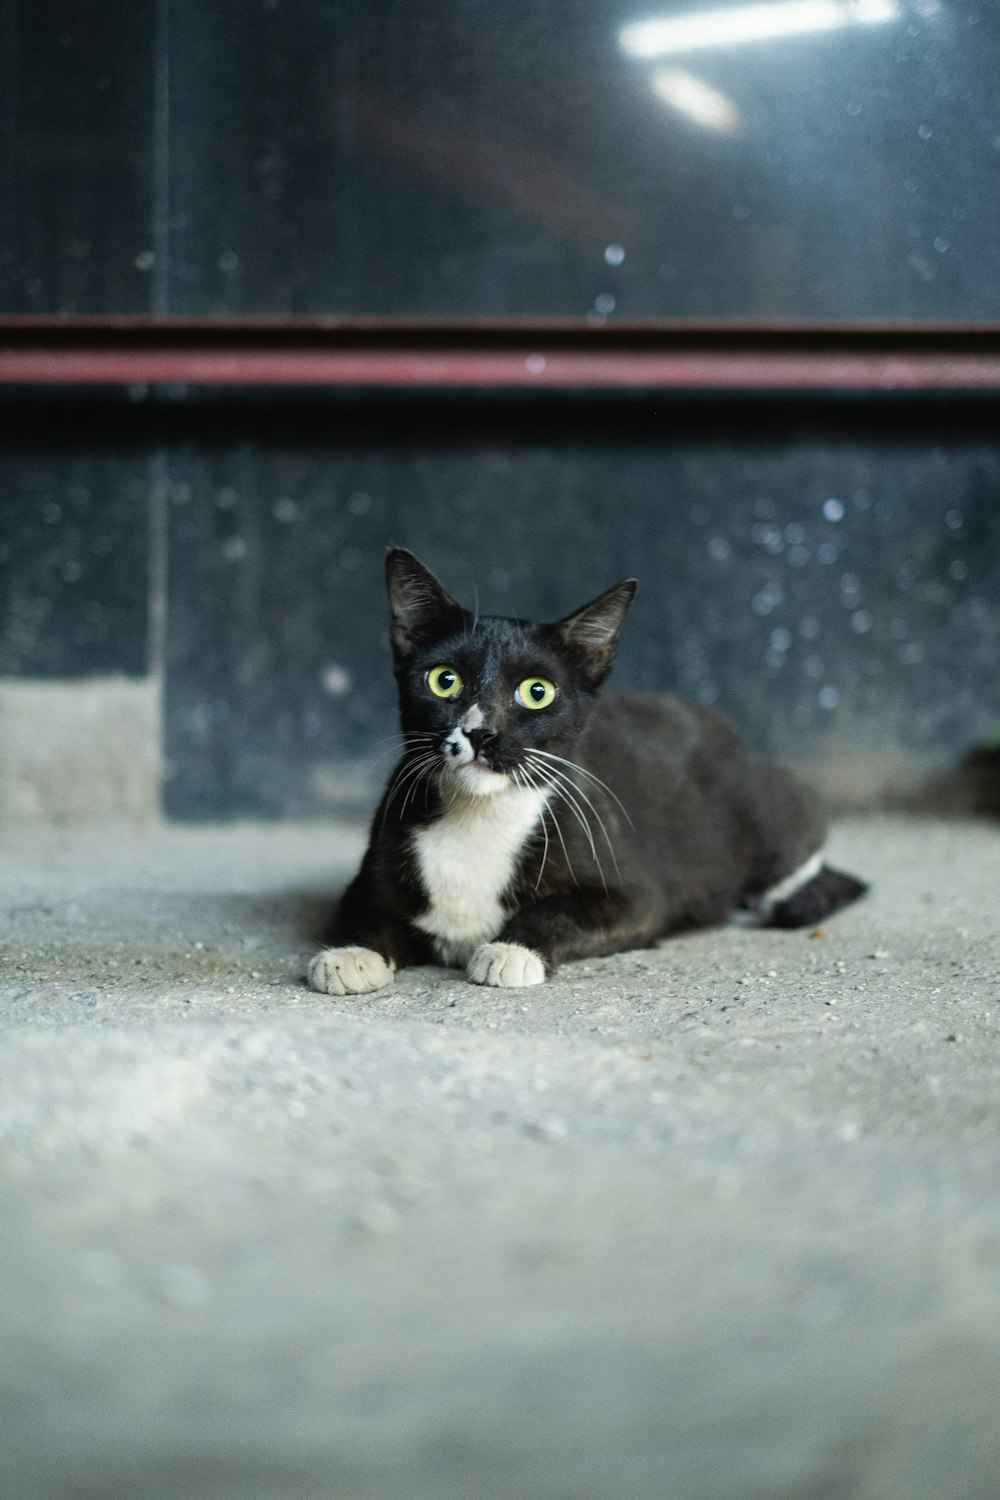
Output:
[{"xmin": 1, "ymin": 317, "xmax": 999, "ymax": 392}]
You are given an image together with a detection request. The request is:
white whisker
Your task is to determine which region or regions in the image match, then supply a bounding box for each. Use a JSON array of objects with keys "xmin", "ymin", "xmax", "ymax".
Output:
[
  {"xmin": 521, "ymin": 758, "xmax": 596, "ymax": 891},
  {"xmin": 527, "ymin": 754, "xmax": 622, "ymax": 883},
  {"xmin": 528, "ymin": 748, "xmax": 634, "ymax": 828},
  {"xmin": 382, "ymin": 752, "xmax": 440, "ymax": 825},
  {"xmin": 514, "ymin": 762, "xmax": 552, "ymax": 892}
]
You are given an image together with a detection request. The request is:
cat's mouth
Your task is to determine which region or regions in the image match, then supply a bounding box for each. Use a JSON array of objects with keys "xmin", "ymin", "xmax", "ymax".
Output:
[{"xmin": 439, "ymin": 746, "xmax": 512, "ymax": 796}]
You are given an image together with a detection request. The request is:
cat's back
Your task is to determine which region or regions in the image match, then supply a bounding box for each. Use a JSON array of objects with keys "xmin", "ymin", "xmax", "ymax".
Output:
[
  {"xmin": 578, "ymin": 691, "xmax": 825, "ymax": 888},
  {"xmin": 581, "ymin": 691, "xmax": 745, "ymax": 780}
]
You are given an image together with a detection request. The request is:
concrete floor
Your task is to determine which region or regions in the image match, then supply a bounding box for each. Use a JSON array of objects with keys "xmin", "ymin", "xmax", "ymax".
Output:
[{"xmin": 1, "ymin": 815, "xmax": 999, "ymax": 1500}]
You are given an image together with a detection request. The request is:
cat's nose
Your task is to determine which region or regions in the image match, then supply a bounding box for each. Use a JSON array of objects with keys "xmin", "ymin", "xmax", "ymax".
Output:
[{"xmin": 466, "ymin": 727, "xmax": 497, "ymax": 756}]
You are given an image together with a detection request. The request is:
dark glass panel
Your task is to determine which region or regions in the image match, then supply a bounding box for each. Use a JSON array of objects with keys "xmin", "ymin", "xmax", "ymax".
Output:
[
  {"xmin": 167, "ymin": 0, "xmax": 1000, "ymax": 318},
  {"xmin": 0, "ymin": 0, "xmax": 156, "ymax": 314}
]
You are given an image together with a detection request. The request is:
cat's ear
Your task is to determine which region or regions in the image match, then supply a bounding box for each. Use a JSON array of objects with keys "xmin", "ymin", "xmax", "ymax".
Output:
[
  {"xmin": 551, "ymin": 579, "xmax": 637, "ymax": 687},
  {"xmin": 386, "ymin": 548, "xmax": 465, "ymax": 660}
]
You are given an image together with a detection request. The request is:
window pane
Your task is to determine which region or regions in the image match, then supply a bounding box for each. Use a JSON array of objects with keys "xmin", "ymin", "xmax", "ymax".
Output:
[
  {"xmin": 167, "ymin": 0, "xmax": 1000, "ymax": 319},
  {"xmin": 0, "ymin": 1, "xmax": 155, "ymax": 314}
]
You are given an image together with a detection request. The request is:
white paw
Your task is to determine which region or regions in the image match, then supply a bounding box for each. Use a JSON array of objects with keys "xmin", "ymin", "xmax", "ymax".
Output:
[
  {"xmin": 308, "ymin": 946, "xmax": 395, "ymax": 996},
  {"xmin": 467, "ymin": 941, "xmax": 546, "ymax": 988}
]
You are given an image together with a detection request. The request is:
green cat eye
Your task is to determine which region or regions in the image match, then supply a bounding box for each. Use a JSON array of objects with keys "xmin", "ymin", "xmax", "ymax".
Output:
[
  {"xmin": 516, "ymin": 676, "xmax": 556, "ymax": 711},
  {"xmin": 426, "ymin": 664, "xmax": 463, "ymax": 699}
]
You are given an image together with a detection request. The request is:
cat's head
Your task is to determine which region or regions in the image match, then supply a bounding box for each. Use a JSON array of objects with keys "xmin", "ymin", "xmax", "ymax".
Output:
[{"xmin": 385, "ymin": 548, "xmax": 637, "ymax": 798}]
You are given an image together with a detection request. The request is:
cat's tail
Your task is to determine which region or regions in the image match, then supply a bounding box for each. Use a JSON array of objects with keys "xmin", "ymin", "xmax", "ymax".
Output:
[{"xmin": 761, "ymin": 859, "xmax": 869, "ymax": 930}]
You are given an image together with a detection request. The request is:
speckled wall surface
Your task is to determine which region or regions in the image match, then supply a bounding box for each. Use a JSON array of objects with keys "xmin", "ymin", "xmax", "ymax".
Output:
[
  {"xmin": 161, "ymin": 409, "xmax": 1000, "ymax": 817},
  {"xmin": 3, "ymin": 404, "xmax": 996, "ymax": 820}
]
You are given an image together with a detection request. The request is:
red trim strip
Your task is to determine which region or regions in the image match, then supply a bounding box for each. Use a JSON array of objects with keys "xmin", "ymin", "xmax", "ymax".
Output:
[{"xmin": 1, "ymin": 318, "xmax": 999, "ymax": 392}]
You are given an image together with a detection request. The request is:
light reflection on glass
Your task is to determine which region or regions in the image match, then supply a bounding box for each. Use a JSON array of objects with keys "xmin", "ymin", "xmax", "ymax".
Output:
[
  {"xmin": 620, "ymin": 0, "xmax": 900, "ymax": 59},
  {"xmin": 651, "ymin": 69, "xmax": 741, "ymax": 132}
]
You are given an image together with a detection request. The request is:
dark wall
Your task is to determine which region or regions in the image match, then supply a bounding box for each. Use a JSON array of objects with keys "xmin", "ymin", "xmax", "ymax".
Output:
[{"xmin": 2, "ymin": 400, "xmax": 998, "ymax": 819}]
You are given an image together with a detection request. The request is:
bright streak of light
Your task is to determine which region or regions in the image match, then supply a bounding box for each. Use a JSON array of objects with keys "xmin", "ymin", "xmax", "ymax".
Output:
[
  {"xmin": 651, "ymin": 69, "xmax": 742, "ymax": 131},
  {"xmin": 620, "ymin": 0, "xmax": 900, "ymax": 58}
]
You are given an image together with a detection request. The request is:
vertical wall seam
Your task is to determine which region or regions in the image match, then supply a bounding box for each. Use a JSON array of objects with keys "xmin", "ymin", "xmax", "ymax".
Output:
[
  {"xmin": 151, "ymin": 0, "xmax": 170, "ymax": 317},
  {"xmin": 148, "ymin": 0, "xmax": 171, "ymax": 814}
]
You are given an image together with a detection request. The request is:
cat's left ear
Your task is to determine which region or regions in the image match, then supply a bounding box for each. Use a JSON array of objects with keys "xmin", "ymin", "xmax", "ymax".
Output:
[
  {"xmin": 386, "ymin": 548, "xmax": 466, "ymax": 660},
  {"xmin": 551, "ymin": 579, "xmax": 638, "ymax": 688}
]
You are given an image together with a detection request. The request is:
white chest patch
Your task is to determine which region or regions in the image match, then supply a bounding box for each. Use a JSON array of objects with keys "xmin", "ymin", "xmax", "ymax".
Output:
[{"xmin": 412, "ymin": 783, "xmax": 551, "ymax": 966}]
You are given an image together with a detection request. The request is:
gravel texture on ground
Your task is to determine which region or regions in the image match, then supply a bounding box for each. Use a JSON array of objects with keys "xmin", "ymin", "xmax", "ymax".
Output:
[{"xmin": 1, "ymin": 815, "xmax": 999, "ymax": 1500}]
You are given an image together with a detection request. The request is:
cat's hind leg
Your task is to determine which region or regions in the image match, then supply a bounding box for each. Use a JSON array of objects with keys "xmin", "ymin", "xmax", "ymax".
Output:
[{"xmin": 755, "ymin": 854, "xmax": 868, "ymax": 929}]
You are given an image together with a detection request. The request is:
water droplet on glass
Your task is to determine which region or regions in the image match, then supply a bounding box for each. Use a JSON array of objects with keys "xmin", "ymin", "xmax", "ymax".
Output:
[
  {"xmin": 818, "ymin": 686, "xmax": 840, "ymax": 710},
  {"xmin": 708, "ymin": 536, "xmax": 731, "ymax": 563},
  {"xmin": 822, "ymin": 497, "xmax": 845, "ymax": 522},
  {"xmin": 593, "ymin": 293, "xmax": 616, "ymax": 315},
  {"xmin": 751, "ymin": 587, "xmax": 781, "ymax": 617},
  {"xmin": 525, "ymin": 354, "xmax": 547, "ymax": 374},
  {"xmin": 604, "ymin": 244, "xmax": 625, "ymax": 266},
  {"xmin": 933, "ymin": 236, "xmax": 949, "ymax": 253},
  {"xmin": 850, "ymin": 610, "xmax": 872, "ymax": 634},
  {"xmin": 134, "ymin": 250, "xmax": 154, "ymax": 270},
  {"xmin": 321, "ymin": 665, "xmax": 351, "ymax": 697},
  {"xmin": 273, "ymin": 497, "xmax": 298, "ymax": 523},
  {"xmin": 944, "ymin": 509, "xmax": 963, "ymax": 530},
  {"xmin": 769, "ymin": 627, "xmax": 792, "ymax": 653},
  {"xmin": 917, "ymin": 124, "xmax": 933, "ymax": 140},
  {"xmin": 817, "ymin": 542, "xmax": 839, "ymax": 565}
]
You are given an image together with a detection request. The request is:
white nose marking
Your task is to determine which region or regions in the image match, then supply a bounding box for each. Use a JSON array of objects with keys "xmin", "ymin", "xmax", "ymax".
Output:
[
  {"xmin": 461, "ymin": 704, "xmax": 484, "ymax": 731},
  {"xmin": 444, "ymin": 725, "xmax": 474, "ymax": 762}
]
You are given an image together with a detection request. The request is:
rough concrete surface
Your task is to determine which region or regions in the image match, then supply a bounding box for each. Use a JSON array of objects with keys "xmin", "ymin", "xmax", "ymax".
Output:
[{"xmin": 1, "ymin": 815, "xmax": 999, "ymax": 1500}]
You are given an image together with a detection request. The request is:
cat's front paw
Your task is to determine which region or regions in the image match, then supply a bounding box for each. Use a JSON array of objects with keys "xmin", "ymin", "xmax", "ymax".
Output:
[
  {"xmin": 467, "ymin": 941, "xmax": 546, "ymax": 988},
  {"xmin": 308, "ymin": 946, "xmax": 395, "ymax": 996}
]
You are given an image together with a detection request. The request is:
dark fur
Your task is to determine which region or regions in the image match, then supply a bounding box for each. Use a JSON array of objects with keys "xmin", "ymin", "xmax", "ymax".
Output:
[{"xmin": 329, "ymin": 550, "xmax": 866, "ymax": 977}]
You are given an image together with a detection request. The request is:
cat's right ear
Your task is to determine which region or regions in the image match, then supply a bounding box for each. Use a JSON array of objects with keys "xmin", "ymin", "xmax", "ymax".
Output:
[{"xmin": 386, "ymin": 548, "xmax": 465, "ymax": 660}]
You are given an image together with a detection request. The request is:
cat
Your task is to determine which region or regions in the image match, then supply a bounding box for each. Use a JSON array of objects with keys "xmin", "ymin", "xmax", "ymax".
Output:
[{"xmin": 308, "ymin": 548, "xmax": 867, "ymax": 995}]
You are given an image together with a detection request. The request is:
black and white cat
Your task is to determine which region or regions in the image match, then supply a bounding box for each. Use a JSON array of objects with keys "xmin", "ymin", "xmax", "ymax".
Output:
[{"xmin": 308, "ymin": 549, "xmax": 866, "ymax": 995}]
